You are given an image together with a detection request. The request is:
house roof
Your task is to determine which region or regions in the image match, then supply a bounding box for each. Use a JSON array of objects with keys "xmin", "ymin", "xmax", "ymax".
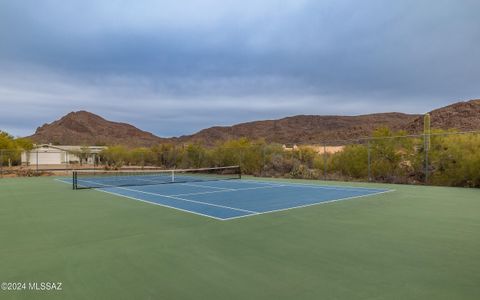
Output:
[{"xmin": 33, "ymin": 144, "xmax": 107, "ymax": 153}]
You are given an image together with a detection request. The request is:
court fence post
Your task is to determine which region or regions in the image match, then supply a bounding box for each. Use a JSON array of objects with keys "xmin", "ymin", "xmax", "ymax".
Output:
[
  {"xmin": 0, "ymin": 149, "xmax": 3, "ymax": 178},
  {"xmin": 424, "ymin": 113, "xmax": 431, "ymax": 185},
  {"xmin": 367, "ymin": 141, "xmax": 371, "ymax": 182},
  {"xmin": 197, "ymin": 150, "xmax": 201, "ymax": 169},
  {"xmin": 239, "ymin": 147, "xmax": 245, "ymax": 173},
  {"xmin": 260, "ymin": 146, "xmax": 264, "ymax": 176},
  {"xmin": 173, "ymin": 146, "xmax": 177, "ymax": 169},
  {"xmin": 36, "ymin": 151, "xmax": 39, "ymax": 173},
  {"xmin": 323, "ymin": 144, "xmax": 327, "ymax": 181},
  {"xmin": 424, "ymin": 134, "xmax": 429, "ymax": 185}
]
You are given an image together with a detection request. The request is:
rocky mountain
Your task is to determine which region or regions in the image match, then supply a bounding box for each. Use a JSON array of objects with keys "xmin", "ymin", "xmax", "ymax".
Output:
[
  {"xmin": 173, "ymin": 113, "xmax": 420, "ymax": 145},
  {"xmin": 406, "ymin": 99, "xmax": 480, "ymax": 132},
  {"xmin": 28, "ymin": 111, "xmax": 165, "ymax": 147},
  {"xmin": 26, "ymin": 99, "xmax": 480, "ymax": 147}
]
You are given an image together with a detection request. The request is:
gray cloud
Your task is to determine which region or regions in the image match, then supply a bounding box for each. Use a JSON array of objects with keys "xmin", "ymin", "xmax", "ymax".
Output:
[{"xmin": 1, "ymin": 0, "xmax": 479, "ymax": 137}]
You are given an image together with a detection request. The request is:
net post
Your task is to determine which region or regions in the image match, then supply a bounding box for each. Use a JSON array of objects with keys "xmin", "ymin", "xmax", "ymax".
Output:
[
  {"xmin": 73, "ymin": 171, "xmax": 77, "ymax": 190},
  {"xmin": 36, "ymin": 150, "xmax": 39, "ymax": 173},
  {"xmin": 238, "ymin": 165, "xmax": 242, "ymax": 179},
  {"xmin": 171, "ymin": 170, "xmax": 175, "ymax": 182}
]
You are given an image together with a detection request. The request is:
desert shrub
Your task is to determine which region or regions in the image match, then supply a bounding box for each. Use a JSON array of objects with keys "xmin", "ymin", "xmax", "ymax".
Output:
[
  {"xmin": 429, "ymin": 133, "xmax": 480, "ymax": 187},
  {"xmin": 330, "ymin": 144, "xmax": 368, "ymax": 179},
  {"xmin": 99, "ymin": 146, "xmax": 129, "ymax": 168}
]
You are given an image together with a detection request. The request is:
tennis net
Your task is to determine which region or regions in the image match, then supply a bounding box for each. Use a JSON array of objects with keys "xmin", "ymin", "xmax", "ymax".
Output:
[{"xmin": 72, "ymin": 166, "xmax": 241, "ymax": 190}]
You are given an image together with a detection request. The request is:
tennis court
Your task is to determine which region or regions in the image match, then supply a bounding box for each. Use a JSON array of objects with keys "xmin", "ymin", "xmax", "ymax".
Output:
[
  {"xmin": 59, "ymin": 167, "xmax": 390, "ymax": 220},
  {"xmin": 2, "ymin": 175, "xmax": 480, "ymax": 299}
]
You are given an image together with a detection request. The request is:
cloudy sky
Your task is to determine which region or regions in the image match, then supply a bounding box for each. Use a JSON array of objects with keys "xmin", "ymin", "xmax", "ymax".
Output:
[{"xmin": 1, "ymin": 0, "xmax": 479, "ymax": 137}]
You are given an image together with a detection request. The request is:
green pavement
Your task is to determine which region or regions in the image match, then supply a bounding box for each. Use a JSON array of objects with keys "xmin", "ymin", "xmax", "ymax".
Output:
[{"xmin": 0, "ymin": 176, "xmax": 479, "ymax": 299}]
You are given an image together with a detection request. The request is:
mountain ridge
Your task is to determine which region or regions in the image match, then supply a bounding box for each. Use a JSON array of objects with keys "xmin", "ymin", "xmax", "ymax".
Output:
[
  {"xmin": 26, "ymin": 99, "xmax": 480, "ymax": 146},
  {"xmin": 172, "ymin": 112, "xmax": 420, "ymax": 145}
]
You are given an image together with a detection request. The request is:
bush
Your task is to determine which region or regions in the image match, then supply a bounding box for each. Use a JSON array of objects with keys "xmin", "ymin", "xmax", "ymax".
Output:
[
  {"xmin": 429, "ymin": 133, "xmax": 480, "ymax": 187},
  {"xmin": 0, "ymin": 131, "xmax": 33, "ymax": 166}
]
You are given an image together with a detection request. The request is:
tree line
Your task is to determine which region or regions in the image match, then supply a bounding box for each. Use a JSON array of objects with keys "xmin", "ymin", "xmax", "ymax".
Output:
[
  {"xmin": 97, "ymin": 128, "xmax": 480, "ymax": 188},
  {"xmin": 1, "ymin": 128, "xmax": 479, "ymax": 187}
]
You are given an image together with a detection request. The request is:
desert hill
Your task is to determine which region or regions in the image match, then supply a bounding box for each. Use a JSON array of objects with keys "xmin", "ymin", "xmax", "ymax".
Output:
[
  {"xmin": 27, "ymin": 99, "xmax": 480, "ymax": 146},
  {"xmin": 406, "ymin": 99, "xmax": 480, "ymax": 133},
  {"xmin": 28, "ymin": 111, "xmax": 165, "ymax": 147}
]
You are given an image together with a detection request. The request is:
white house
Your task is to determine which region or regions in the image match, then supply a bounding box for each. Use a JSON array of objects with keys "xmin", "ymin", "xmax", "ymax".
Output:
[{"xmin": 21, "ymin": 144, "xmax": 107, "ymax": 166}]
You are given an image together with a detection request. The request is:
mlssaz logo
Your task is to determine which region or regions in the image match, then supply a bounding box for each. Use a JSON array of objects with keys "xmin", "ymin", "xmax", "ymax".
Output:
[{"xmin": 28, "ymin": 282, "xmax": 63, "ymax": 291}]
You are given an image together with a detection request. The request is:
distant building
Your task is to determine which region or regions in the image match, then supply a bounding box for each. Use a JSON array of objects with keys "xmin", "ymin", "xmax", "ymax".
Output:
[
  {"xmin": 282, "ymin": 144, "xmax": 344, "ymax": 154},
  {"xmin": 282, "ymin": 144, "xmax": 299, "ymax": 151},
  {"xmin": 21, "ymin": 144, "xmax": 107, "ymax": 166}
]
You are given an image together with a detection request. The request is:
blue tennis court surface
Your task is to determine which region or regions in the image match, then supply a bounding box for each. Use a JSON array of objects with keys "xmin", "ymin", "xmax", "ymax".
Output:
[{"xmin": 62, "ymin": 177, "xmax": 391, "ymax": 220}]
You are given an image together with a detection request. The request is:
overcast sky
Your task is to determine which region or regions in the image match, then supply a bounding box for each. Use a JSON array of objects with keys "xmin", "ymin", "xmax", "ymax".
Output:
[{"xmin": 1, "ymin": 0, "xmax": 479, "ymax": 137}]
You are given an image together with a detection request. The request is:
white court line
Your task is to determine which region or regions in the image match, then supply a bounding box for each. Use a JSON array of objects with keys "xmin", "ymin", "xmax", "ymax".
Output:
[
  {"xmin": 180, "ymin": 182, "xmax": 234, "ymax": 191},
  {"xmin": 77, "ymin": 178, "xmax": 258, "ymax": 214},
  {"xmin": 81, "ymin": 176, "xmax": 235, "ymax": 188},
  {"xmin": 240, "ymin": 179, "xmax": 388, "ymax": 192},
  {"xmin": 136, "ymin": 177, "xmax": 171, "ymax": 184},
  {"xmin": 172, "ymin": 184, "xmax": 287, "ymax": 197},
  {"xmin": 112, "ymin": 186, "xmax": 258, "ymax": 214},
  {"xmin": 233, "ymin": 180, "xmax": 284, "ymax": 187},
  {"xmin": 55, "ymin": 178, "xmax": 71, "ymax": 184},
  {"xmin": 223, "ymin": 189, "xmax": 396, "ymax": 221},
  {"xmin": 56, "ymin": 178, "xmax": 238, "ymax": 220},
  {"xmin": 97, "ymin": 189, "xmax": 231, "ymax": 221},
  {"xmin": 78, "ymin": 177, "xmax": 168, "ymax": 185}
]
